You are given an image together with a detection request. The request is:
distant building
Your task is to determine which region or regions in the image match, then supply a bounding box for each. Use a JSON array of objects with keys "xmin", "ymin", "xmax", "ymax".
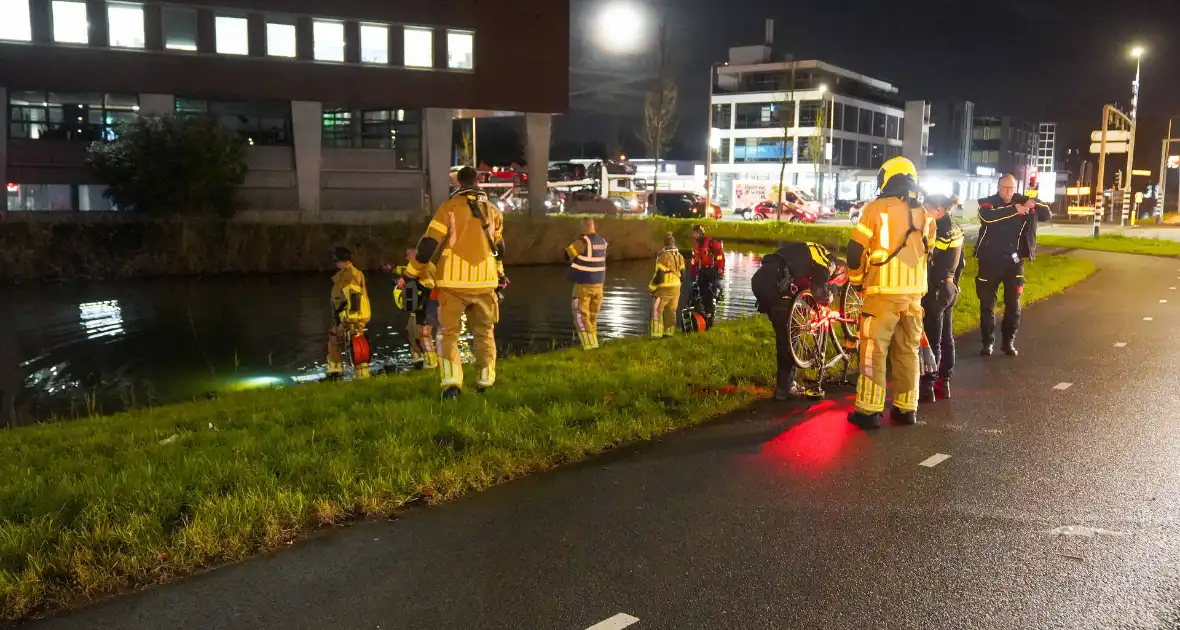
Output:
[
  {"xmin": 927, "ymin": 101, "xmax": 975, "ymax": 172},
  {"xmin": 1036, "ymin": 122, "xmax": 1057, "ymax": 173},
  {"xmin": 971, "ymin": 116, "xmax": 1039, "ymax": 186}
]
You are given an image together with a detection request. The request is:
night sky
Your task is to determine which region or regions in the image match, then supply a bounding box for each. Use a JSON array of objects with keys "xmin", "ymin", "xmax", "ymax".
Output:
[{"xmin": 550, "ymin": 0, "xmax": 1180, "ymax": 179}]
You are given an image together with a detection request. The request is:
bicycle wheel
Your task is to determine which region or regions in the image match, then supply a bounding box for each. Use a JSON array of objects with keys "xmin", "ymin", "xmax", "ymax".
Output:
[
  {"xmin": 838, "ymin": 283, "xmax": 864, "ymax": 339},
  {"xmin": 787, "ymin": 290, "xmax": 822, "ymax": 369}
]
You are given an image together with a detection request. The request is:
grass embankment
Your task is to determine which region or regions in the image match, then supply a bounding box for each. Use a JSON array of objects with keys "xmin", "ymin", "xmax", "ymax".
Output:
[
  {"xmin": 1038, "ymin": 233, "xmax": 1180, "ymax": 258},
  {"xmin": 0, "ymin": 245, "xmax": 1094, "ymax": 620}
]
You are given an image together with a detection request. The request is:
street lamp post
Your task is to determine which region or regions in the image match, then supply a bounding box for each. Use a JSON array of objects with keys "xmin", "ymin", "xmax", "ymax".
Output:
[
  {"xmin": 818, "ymin": 84, "xmax": 835, "ymax": 207},
  {"xmin": 704, "ymin": 61, "xmax": 726, "ymax": 207},
  {"xmin": 1125, "ymin": 45, "xmax": 1144, "ymax": 225},
  {"xmin": 1158, "ymin": 116, "xmax": 1179, "ymax": 222}
]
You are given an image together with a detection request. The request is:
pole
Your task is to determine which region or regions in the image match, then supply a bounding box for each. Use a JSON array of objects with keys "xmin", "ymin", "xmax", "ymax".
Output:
[
  {"xmin": 704, "ymin": 63, "xmax": 715, "ymax": 205},
  {"xmin": 471, "ymin": 117, "xmax": 477, "ymax": 166},
  {"xmin": 1158, "ymin": 118, "xmax": 1174, "ymax": 221},
  {"xmin": 1094, "ymin": 105, "xmax": 1110, "ymax": 238},
  {"xmin": 827, "ymin": 93, "xmax": 835, "ymax": 207},
  {"xmin": 1124, "ymin": 55, "xmax": 1141, "ymax": 226}
]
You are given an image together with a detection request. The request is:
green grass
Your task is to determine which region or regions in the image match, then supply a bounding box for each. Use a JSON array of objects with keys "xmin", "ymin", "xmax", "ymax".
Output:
[
  {"xmin": 1038, "ymin": 233, "xmax": 1180, "ymax": 259},
  {"xmin": 0, "ymin": 247, "xmax": 1094, "ymax": 621}
]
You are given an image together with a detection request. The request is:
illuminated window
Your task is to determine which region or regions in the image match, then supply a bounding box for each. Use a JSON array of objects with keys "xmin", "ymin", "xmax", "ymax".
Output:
[
  {"xmin": 359, "ymin": 23, "xmax": 387, "ymax": 64},
  {"xmin": 8, "ymin": 91, "xmax": 138, "ymax": 142},
  {"xmin": 0, "ymin": 0, "xmax": 32, "ymax": 41},
  {"xmin": 266, "ymin": 21, "xmax": 296, "ymax": 58},
  {"xmin": 403, "ymin": 26, "xmax": 432, "ymax": 68},
  {"xmin": 6, "ymin": 184, "xmax": 73, "ymax": 211},
  {"xmin": 447, "ymin": 30, "xmax": 473, "ymax": 70},
  {"xmin": 215, "ymin": 15, "xmax": 248, "ymax": 55},
  {"xmin": 52, "ymin": 0, "xmax": 89, "ymax": 44},
  {"xmin": 162, "ymin": 7, "xmax": 196, "ymax": 50},
  {"xmin": 313, "ymin": 19, "xmax": 344, "ymax": 62},
  {"xmin": 107, "ymin": 2, "xmax": 144, "ymax": 49}
]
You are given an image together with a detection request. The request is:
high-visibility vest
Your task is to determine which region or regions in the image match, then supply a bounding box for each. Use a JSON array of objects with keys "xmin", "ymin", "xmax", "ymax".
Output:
[
  {"xmin": 849, "ymin": 197, "xmax": 934, "ymax": 296},
  {"xmin": 568, "ymin": 233, "xmax": 608, "ymax": 284}
]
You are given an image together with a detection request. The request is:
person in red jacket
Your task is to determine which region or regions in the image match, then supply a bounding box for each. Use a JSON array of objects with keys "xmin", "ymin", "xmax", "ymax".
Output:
[{"xmin": 688, "ymin": 225, "xmax": 726, "ymax": 328}]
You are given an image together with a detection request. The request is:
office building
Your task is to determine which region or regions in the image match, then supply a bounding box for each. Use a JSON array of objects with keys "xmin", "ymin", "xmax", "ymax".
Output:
[
  {"xmin": 927, "ymin": 101, "xmax": 975, "ymax": 172},
  {"xmin": 1036, "ymin": 122, "xmax": 1056, "ymax": 174},
  {"xmin": 970, "ymin": 116, "xmax": 1039, "ymax": 186},
  {"xmin": 0, "ymin": 0, "xmax": 569, "ymax": 218}
]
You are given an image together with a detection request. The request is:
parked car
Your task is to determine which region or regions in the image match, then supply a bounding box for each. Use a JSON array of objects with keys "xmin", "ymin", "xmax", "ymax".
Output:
[
  {"xmin": 736, "ymin": 200, "xmax": 817, "ymax": 223},
  {"xmin": 548, "ymin": 162, "xmax": 588, "ymax": 182},
  {"xmin": 646, "ymin": 191, "xmax": 718, "ymax": 219}
]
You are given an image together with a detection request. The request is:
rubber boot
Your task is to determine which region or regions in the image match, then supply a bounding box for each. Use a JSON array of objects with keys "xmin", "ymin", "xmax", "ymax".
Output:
[
  {"xmin": 934, "ymin": 377, "xmax": 952, "ymax": 400},
  {"xmin": 919, "ymin": 378, "xmax": 937, "ymax": 404},
  {"xmin": 891, "ymin": 406, "xmax": 918, "ymax": 425},
  {"xmin": 848, "ymin": 410, "xmax": 882, "ymax": 430},
  {"xmin": 1002, "ymin": 339, "xmax": 1018, "ymax": 357},
  {"xmin": 980, "ymin": 343, "xmax": 994, "ymax": 356},
  {"xmin": 442, "ymin": 386, "xmax": 461, "ymax": 400}
]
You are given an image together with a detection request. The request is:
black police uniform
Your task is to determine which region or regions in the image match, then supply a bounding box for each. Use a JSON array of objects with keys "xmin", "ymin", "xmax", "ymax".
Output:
[
  {"xmin": 750, "ymin": 241, "xmax": 835, "ymax": 395},
  {"xmin": 974, "ymin": 193, "xmax": 1051, "ymax": 352},
  {"xmin": 922, "ymin": 215, "xmax": 965, "ymax": 394}
]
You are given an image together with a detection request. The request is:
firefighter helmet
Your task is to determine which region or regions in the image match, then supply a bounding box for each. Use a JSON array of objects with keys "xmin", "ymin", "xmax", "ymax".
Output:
[{"xmin": 876, "ymin": 157, "xmax": 919, "ymax": 193}]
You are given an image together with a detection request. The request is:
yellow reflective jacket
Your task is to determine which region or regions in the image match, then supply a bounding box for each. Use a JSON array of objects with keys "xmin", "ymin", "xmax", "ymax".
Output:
[
  {"xmin": 407, "ymin": 187, "xmax": 504, "ymax": 290},
  {"xmin": 649, "ymin": 247, "xmax": 685, "ymax": 291},
  {"xmin": 331, "ymin": 263, "xmax": 371, "ymax": 324},
  {"xmin": 848, "ymin": 197, "xmax": 935, "ymax": 297}
]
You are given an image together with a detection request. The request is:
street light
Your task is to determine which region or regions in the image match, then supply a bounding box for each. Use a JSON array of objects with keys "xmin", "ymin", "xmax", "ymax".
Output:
[
  {"xmin": 1125, "ymin": 44, "xmax": 1145, "ymax": 225},
  {"xmin": 591, "ymin": 2, "xmax": 648, "ymax": 55},
  {"xmin": 704, "ymin": 61, "xmax": 725, "ymax": 205}
]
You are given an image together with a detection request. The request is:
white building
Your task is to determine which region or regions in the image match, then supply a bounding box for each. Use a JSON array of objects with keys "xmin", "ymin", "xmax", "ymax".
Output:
[
  {"xmin": 707, "ymin": 45, "xmax": 996, "ymax": 215},
  {"xmin": 1037, "ymin": 122, "xmax": 1057, "ymax": 173}
]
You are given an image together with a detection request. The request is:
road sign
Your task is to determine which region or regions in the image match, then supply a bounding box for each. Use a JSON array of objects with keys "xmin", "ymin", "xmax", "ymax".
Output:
[
  {"xmin": 1135, "ymin": 192, "xmax": 1144, "ymax": 204},
  {"xmin": 1091, "ymin": 142, "xmax": 1128, "ymax": 154},
  {"xmin": 1066, "ymin": 186, "xmax": 1092, "ymax": 196},
  {"xmin": 1132, "ymin": 169, "xmax": 1152, "ymax": 177},
  {"xmin": 1091, "ymin": 130, "xmax": 1131, "ymax": 143},
  {"xmin": 1169, "ymin": 155, "xmax": 1179, "ymax": 169}
]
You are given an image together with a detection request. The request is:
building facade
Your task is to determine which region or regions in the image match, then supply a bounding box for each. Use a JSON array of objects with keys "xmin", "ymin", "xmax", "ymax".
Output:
[
  {"xmin": 927, "ymin": 100, "xmax": 975, "ymax": 172},
  {"xmin": 1036, "ymin": 122, "xmax": 1056, "ymax": 174},
  {"xmin": 970, "ymin": 116, "xmax": 1039, "ymax": 186},
  {"xmin": 0, "ymin": 0, "xmax": 569, "ymax": 219}
]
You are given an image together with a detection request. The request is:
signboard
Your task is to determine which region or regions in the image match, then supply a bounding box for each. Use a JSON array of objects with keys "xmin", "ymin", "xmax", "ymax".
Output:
[
  {"xmin": 1169, "ymin": 155, "xmax": 1179, "ymax": 169},
  {"xmin": 733, "ymin": 181, "xmax": 774, "ymax": 210},
  {"xmin": 1090, "ymin": 142, "xmax": 1128, "ymax": 154},
  {"xmin": 975, "ymin": 166, "xmax": 996, "ymax": 177},
  {"xmin": 1066, "ymin": 187, "xmax": 1092, "ymax": 196},
  {"xmin": 1090, "ymin": 130, "xmax": 1131, "ymax": 142},
  {"xmin": 1132, "ymin": 169, "xmax": 1152, "ymax": 177},
  {"xmin": 1135, "ymin": 192, "xmax": 1144, "ymax": 204}
]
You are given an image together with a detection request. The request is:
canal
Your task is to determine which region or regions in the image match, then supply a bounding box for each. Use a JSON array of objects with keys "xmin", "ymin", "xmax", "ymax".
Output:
[{"xmin": 1, "ymin": 248, "xmax": 771, "ymax": 422}]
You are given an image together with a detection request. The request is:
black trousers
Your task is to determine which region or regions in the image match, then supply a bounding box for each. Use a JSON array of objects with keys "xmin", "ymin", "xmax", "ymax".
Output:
[
  {"xmin": 695, "ymin": 267, "xmax": 720, "ymax": 322},
  {"xmin": 767, "ymin": 308, "xmax": 796, "ymax": 391},
  {"xmin": 976, "ymin": 259, "xmax": 1024, "ymax": 345},
  {"xmin": 921, "ymin": 288, "xmax": 957, "ymax": 381}
]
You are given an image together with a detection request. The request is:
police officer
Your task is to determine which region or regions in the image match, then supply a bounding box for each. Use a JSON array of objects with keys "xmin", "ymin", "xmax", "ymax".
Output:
[
  {"xmin": 402, "ymin": 166, "xmax": 506, "ymax": 399},
  {"xmin": 919, "ymin": 195, "xmax": 965, "ymax": 403},
  {"xmin": 648, "ymin": 232, "xmax": 685, "ymax": 339},
  {"xmin": 689, "ymin": 225, "xmax": 726, "ymax": 327},
  {"xmin": 975, "ymin": 174, "xmax": 1052, "ymax": 357},
  {"xmin": 751, "ymin": 241, "xmax": 848, "ymax": 400},
  {"xmin": 565, "ymin": 218, "xmax": 609, "ymax": 350},
  {"xmin": 846, "ymin": 157, "xmax": 936, "ymax": 429},
  {"xmin": 327, "ymin": 246, "xmax": 372, "ymax": 380}
]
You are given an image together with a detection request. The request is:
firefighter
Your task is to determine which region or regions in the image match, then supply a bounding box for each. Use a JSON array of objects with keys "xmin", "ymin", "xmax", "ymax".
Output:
[
  {"xmin": 750, "ymin": 241, "xmax": 848, "ymax": 400},
  {"xmin": 648, "ymin": 232, "xmax": 685, "ymax": 339},
  {"xmin": 565, "ymin": 217, "xmax": 609, "ymax": 349},
  {"xmin": 688, "ymin": 225, "xmax": 726, "ymax": 328},
  {"xmin": 919, "ymin": 195, "xmax": 965, "ymax": 403},
  {"xmin": 327, "ymin": 246, "xmax": 372, "ymax": 380},
  {"xmin": 845, "ymin": 157, "xmax": 937, "ymax": 429},
  {"xmin": 975, "ymin": 174, "xmax": 1052, "ymax": 357},
  {"xmin": 401, "ymin": 166, "xmax": 506, "ymax": 399},
  {"xmin": 391, "ymin": 247, "xmax": 439, "ymax": 370}
]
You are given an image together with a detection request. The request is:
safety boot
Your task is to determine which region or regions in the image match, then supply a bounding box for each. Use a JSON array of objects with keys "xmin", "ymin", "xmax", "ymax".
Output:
[
  {"xmin": 934, "ymin": 378, "xmax": 952, "ymax": 400},
  {"xmin": 891, "ymin": 406, "xmax": 918, "ymax": 425},
  {"xmin": 442, "ymin": 386, "xmax": 461, "ymax": 400},
  {"xmin": 919, "ymin": 379, "xmax": 937, "ymax": 404},
  {"xmin": 980, "ymin": 343, "xmax": 994, "ymax": 356},
  {"xmin": 1001, "ymin": 340, "xmax": 1018, "ymax": 357},
  {"xmin": 847, "ymin": 410, "xmax": 882, "ymax": 430}
]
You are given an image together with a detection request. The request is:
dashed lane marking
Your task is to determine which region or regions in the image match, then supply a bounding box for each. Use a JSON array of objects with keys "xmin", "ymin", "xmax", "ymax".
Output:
[
  {"xmin": 1144, "ymin": 317, "xmax": 1154, "ymax": 321},
  {"xmin": 586, "ymin": 613, "xmax": 640, "ymax": 630},
  {"xmin": 919, "ymin": 453, "xmax": 951, "ymax": 468},
  {"xmin": 1053, "ymin": 382, "xmax": 1073, "ymax": 390},
  {"xmin": 1171, "ymin": 287, "xmax": 1177, "ymax": 290},
  {"xmin": 1162, "ymin": 300, "xmax": 1169, "ymax": 304},
  {"xmin": 1114, "ymin": 342, "xmax": 1127, "ymax": 348}
]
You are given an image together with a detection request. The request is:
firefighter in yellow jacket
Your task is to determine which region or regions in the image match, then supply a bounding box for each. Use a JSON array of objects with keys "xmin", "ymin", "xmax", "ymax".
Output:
[
  {"xmin": 648, "ymin": 232, "xmax": 685, "ymax": 338},
  {"xmin": 845, "ymin": 157, "xmax": 937, "ymax": 429},
  {"xmin": 565, "ymin": 218, "xmax": 609, "ymax": 349},
  {"xmin": 327, "ymin": 246, "xmax": 372, "ymax": 380},
  {"xmin": 401, "ymin": 166, "xmax": 505, "ymax": 399}
]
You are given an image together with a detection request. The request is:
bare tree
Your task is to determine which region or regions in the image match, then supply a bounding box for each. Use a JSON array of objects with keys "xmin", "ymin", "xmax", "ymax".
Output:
[
  {"xmin": 776, "ymin": 59, "xmax": 797, "ymax": 221},
  {"xmin": 636, "ymin": 22, "xmax": 678, "ymax": 202},
  {"xmin": 458, "ymin": 127, "xmax": 474, "ymax": 166}
]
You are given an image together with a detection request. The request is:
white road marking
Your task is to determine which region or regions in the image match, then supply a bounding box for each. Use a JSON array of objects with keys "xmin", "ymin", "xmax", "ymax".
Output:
[
  {"xmin": 1162, "ymin": 300, "xmax": 1169, "ymax": 304},
  {"xmin": 1049, "ymin": 525, "xmax": 1128, "ymax": 538},
  {"xmin": 1144, "ymin": 317, "xmax": 1154, "ymax": 321},
  {"xmin": 919, "ymin": 453, "xmax": 951, "ymax": 467},
  {"xmin": 1053, "ymin": 382, "xmax": 1073, "ymax": 390},
  {"xmin": 1114, "ymin": 342, "xmax": 1127, "ymax": 348},
  {"xmin": 586, "ymin": 613, "xmax": 640, "ymax": 630},
  {"xmin": 1171, "ymin": 287, "xmax": 1177, "ymax": 290}
]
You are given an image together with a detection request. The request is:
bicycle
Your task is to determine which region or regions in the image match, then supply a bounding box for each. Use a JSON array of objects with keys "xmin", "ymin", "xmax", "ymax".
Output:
[{"xmin": 785, "ymin": 283, "xmax": 863, "ymax": 393}]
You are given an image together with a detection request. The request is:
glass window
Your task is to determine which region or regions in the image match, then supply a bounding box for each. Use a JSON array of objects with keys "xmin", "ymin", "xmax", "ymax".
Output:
[
  {"xmin": 735, "ymin": 102, "xmax": 787, "ymax": 129},
  {"xmin": 266, "ymin": 21, "xmax": 296, "ymax": 58},
  {"xmin": 360, "ymin": 23, "xmax": 388, "ymax": 64},
  {"xmin": 205, "ymin": 100, "xmax": 291, "ymax": 146},
  {"xmin": 799, "ymin": 101, "xmax": 822, "ymax": 127},
  {"xmin": 711, "ymin": 138, "xmax": 730, "ymax": 164},
  {"xmin": 887, "ymin": 115, "xmax": 900, "ymax": 140},
  {"xmin": 52, "ymin": 0, "xmax": 89, "ymax": 44},
  {"xmin": 6, "ymin": 184, "xmax": 73, "ymax": 211},
  {"xmin": 855, "ymin": 142, "xmax": 871, "ymax": 168},
  {"xmin": 215, "ymin": 15, "xmax": 248, "ymax": 55},
  {"xmin": 711, "ymin": 104, "xmax": 731, "ymax": 129},
  {"xmin": 858, "ymin": 109, "xmax": 872, "ymax": 135},
  {"xmin": 447, "ymin": 29, "xmax": 473, "ymax": 70},
  {"xmin": 162, "ymin": 6, "xmax": 196, "ymax": 50},
  {"xmin": 870, "ymin": 143, "xmax": 885, "ymax": 168},
  {"xmin": 107, "ymin": 2, "xmax": 144, "ymax": 48},
  {"xmin": 833, "ymin": 103, "xmax": 843, "ymax": 131},
  {"xmin": 797, "ymin": 137, "xmax": 814, "ymax": 163},
  {"xmin": 831, "ymin": 137, "xmax": 842, "ymax": 165},
  {"xmin": 873, "ymin": 111, "xmax": 886, "ymax": 137},
  {"xmin": 9, "ymin": 91, "xmax": 137, "ymax": 141},
  {"xmin": 734, "ymin": 138, "xmax": 789, "ymax": 163},
  {"xmin": 885, "ymin": 145, "xmax": 901, "ymax": 160},
  {"xmin": 841, "ymin": 139, "xmax": 855, "ymax": 167},
  {"xmin": 404, "ymin": 26, "xmax": 433, "ymax": 68},
  {"xmin": 313, "ymin": 19, "xmax": 344, "ymax": 62},
  {"xmin": 79, "ymin": 185, "xmax": 117, "ymax": 211},
  {"xmin": 322, "ymin": 108, "xmax": 353, "ymax": 147},
  {"xmin": 1, "ymin": 0, "xmax": 33, "ymax": 41},
  {"xmin": 842, "ymin": 105, "xmax": 858, "ymax": 133}
]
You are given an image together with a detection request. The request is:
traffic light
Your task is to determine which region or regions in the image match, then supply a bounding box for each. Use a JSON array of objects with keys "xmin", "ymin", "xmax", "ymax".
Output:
[
  {"xmin": 1028, "ymin": 168, "xmax": 1038, "ymax": 191},
  {"xmin": 1115, "ymin": 170, "xmax": 1123, "ymax": 189}
]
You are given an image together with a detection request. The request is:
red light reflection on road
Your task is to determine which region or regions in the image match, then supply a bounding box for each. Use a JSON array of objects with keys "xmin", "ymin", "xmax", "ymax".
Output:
[{"xmin": 758, "ymin": 399, "xmax": 867, "ymax": 478}]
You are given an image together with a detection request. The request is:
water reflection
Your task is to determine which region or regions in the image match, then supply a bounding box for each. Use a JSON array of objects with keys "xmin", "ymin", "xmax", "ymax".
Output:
[{"xmin": 3, "ymin": 249, "xmax": 770, "ymax": 422}]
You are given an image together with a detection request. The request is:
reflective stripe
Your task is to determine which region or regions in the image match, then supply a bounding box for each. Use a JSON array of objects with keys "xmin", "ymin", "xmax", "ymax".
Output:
[
  {"xmin": 478, "ymin": 367, "xmax": 495, "ymax": 387},
  {"xmin": 879, "ymin": 212, "xmax": 890, "ymax": 248},
  {"xmin": 855, "ymin": 223, "xmax": 874, "ymax": 237},
  {"xmin": 440, "ymin": 360, "xmax": 462, "ymax": 387},
  {"xmin": 429, "ymin": 219, "xmax": 448, "ymax": 234}
]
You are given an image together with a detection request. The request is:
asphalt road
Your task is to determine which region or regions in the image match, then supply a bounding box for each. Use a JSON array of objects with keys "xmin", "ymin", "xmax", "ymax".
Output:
[{"xmin": 30, "ymin": 250, "xmax": 1180, "ymax": 630}]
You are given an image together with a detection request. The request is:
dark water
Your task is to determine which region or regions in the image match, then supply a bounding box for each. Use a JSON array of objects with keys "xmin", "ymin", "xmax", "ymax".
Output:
[{"xmin": 1, "ymin": 248, "xmax": 771, "ymax": 422}]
